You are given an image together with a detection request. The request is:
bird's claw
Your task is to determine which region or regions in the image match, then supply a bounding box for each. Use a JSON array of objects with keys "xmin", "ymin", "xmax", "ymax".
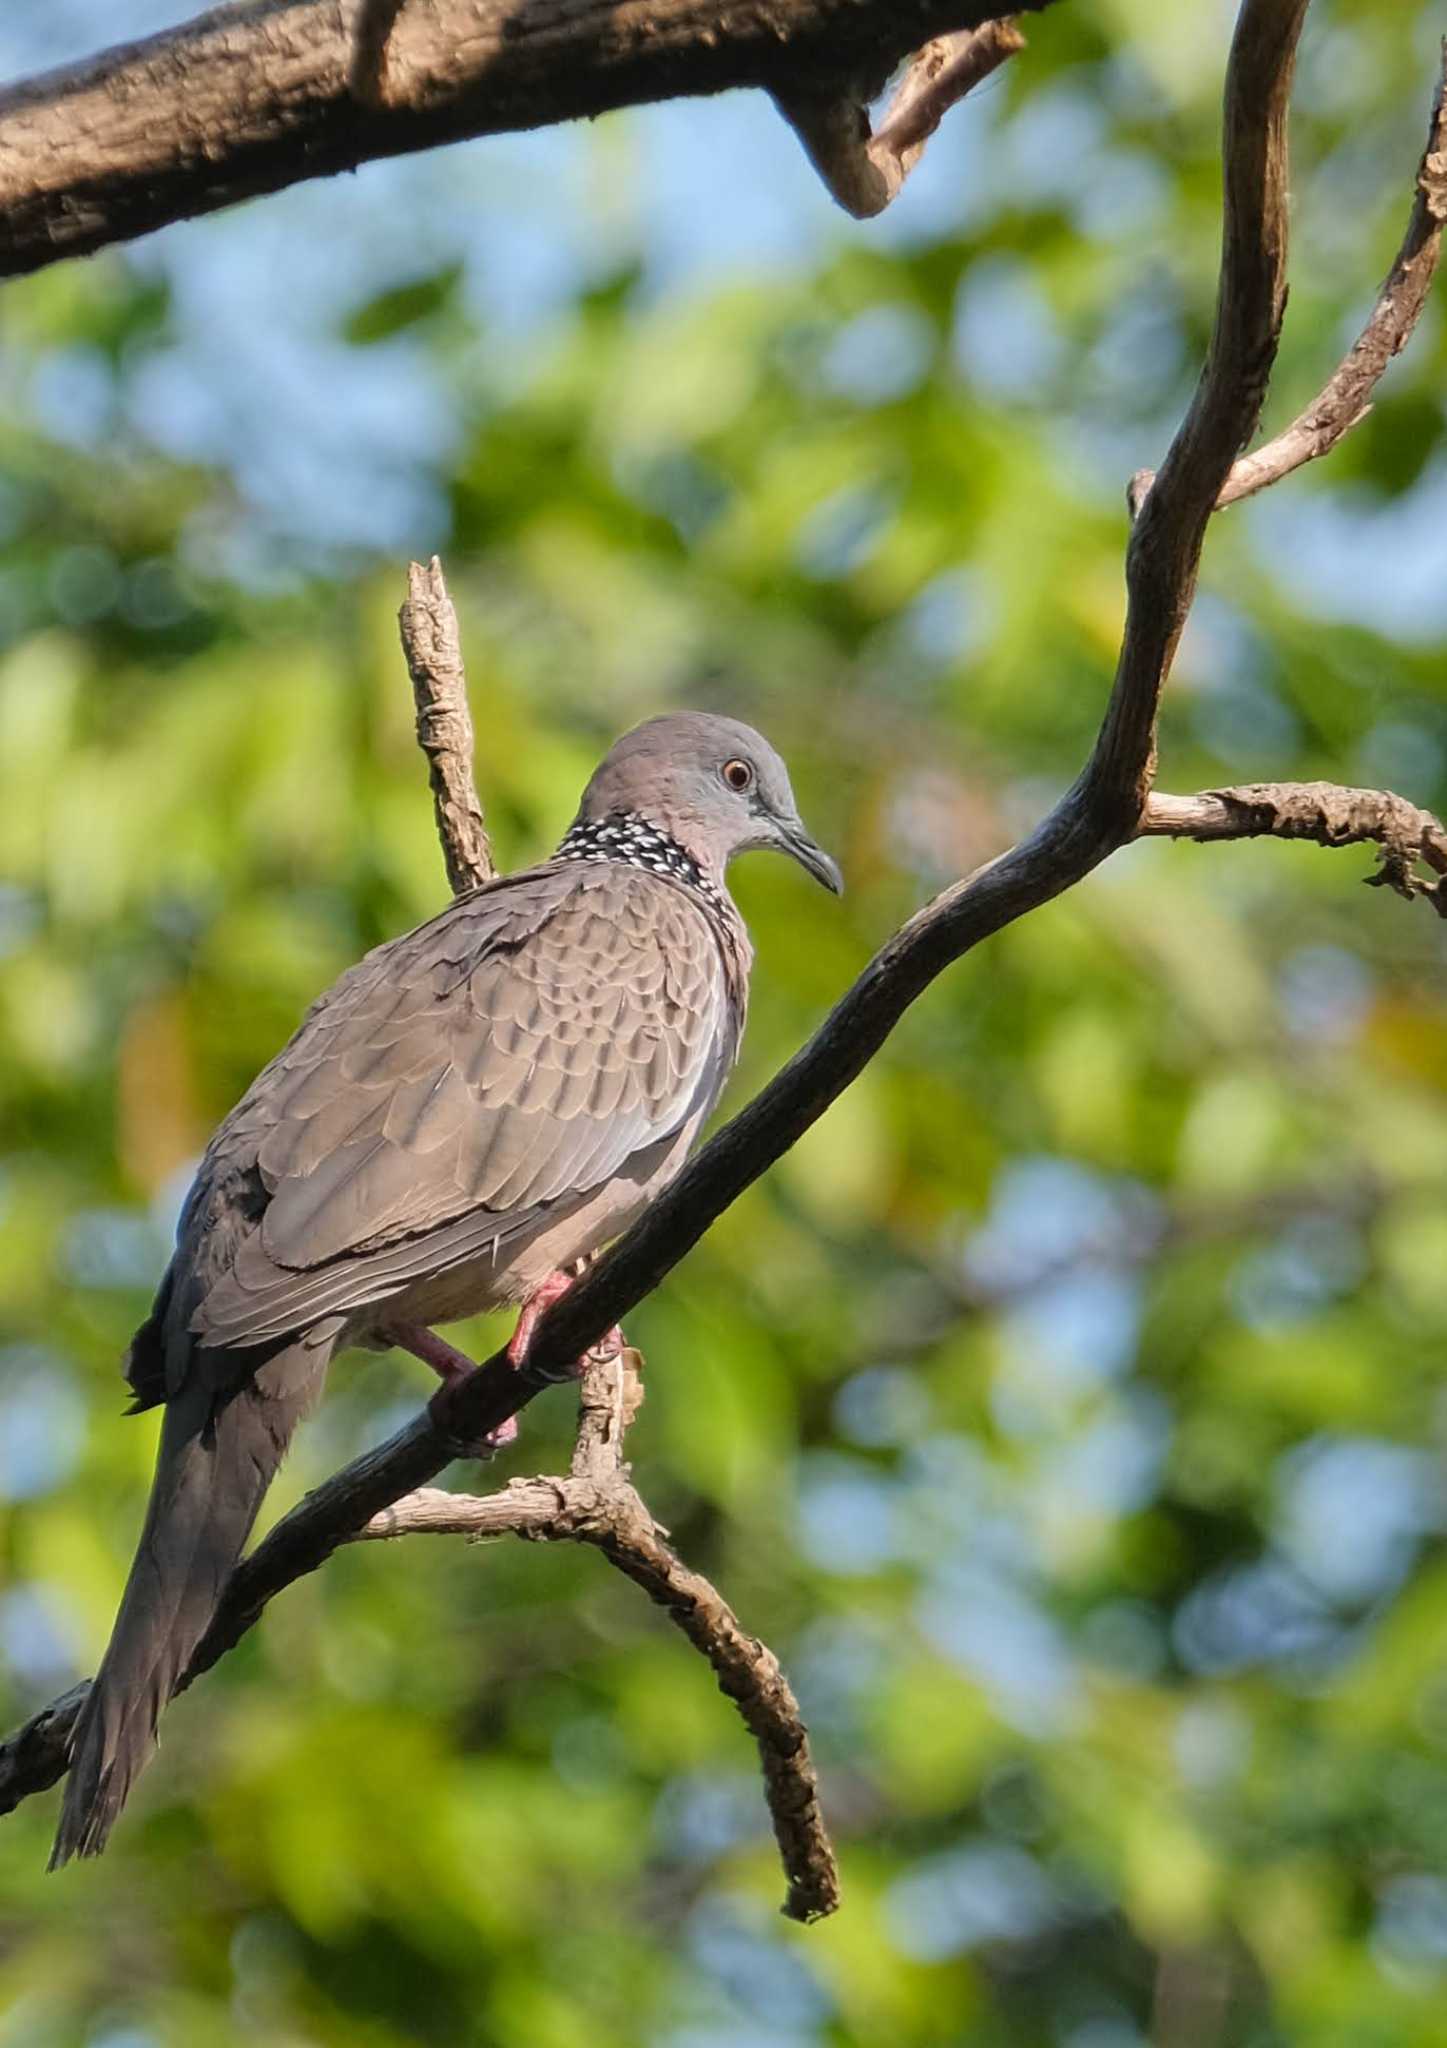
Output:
[
  {"xmin": 508, "ymin": 1270, "xmax": 625, "ymax": 1378},
  {"xmin": 390, "ymin": 1320, "xmax": 517, "ymax": 1457}
]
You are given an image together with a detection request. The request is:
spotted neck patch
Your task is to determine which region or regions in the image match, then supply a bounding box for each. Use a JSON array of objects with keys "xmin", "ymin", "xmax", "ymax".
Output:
[{"xmin": 553, "ymin": 812, "xmax": 728, "ymax": 913}]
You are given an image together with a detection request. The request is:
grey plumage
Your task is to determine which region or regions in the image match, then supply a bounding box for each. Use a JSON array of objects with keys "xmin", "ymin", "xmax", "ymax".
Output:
[{"xmin": 51, "ymin": 712, "xmax": 839, "ymax": 1866}]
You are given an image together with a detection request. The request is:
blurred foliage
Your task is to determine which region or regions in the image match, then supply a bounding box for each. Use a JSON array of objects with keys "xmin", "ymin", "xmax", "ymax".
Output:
[{"xmin": 2, "ymin": 2, "xmax": 1447, "ymax": 2044}]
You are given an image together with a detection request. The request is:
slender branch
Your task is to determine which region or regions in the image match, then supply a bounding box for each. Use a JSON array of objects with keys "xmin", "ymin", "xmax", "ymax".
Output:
[
  {"xmin": 360, "ymin": 1481, "xmax": 565, "ymax": 1540},
  {"xmin": 399, "ymin": 556, "xmax": 494, "ymax": 895},
  {"xmin": 1130, "ymin": 42, "xmax": 1447, "ymax": 519},
  {"xmin": 0, "ymin": 0, "xmax": 1053, "ymax": 281},
  {"xmin": 1142, "ymin": 781, "xmax": 1447, "ymax": 913},
  {"xmin": 392, "ymin": 557, "xmax": 838, "ymax": 1916},
  {"xmin": 364, "ymin": 1356, "xmax": 840, "ymax": 1923},
  {"xmin": 774, "ymin": 18, "xmax": 1026, "ymax": 219}
]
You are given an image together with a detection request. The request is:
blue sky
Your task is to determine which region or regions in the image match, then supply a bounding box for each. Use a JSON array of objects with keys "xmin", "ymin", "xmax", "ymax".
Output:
[{"xmin": 4, "ymin": 1, "xmax": 1446, "ymax": 630}]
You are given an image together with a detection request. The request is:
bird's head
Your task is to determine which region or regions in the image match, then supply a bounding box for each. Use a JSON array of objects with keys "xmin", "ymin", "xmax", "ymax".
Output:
[{"xmin": 572, "ymin": 713, "xmax": 843, "ymax": 895}]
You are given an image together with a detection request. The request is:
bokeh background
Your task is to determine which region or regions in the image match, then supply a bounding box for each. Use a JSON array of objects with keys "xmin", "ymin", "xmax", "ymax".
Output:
[{"xmin": 3, "ymin": 1, "xmax": 1447, "ymax": 2042}]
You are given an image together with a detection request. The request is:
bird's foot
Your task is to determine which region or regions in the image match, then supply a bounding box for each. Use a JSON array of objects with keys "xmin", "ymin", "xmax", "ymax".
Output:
[
  {"xmin": 387, "ymin": 1321, "xmax": 518, "ymax": 1451},
  {"xmin": 507, "ymin": 1268, "xmax": 624, "ymax": 1377}
]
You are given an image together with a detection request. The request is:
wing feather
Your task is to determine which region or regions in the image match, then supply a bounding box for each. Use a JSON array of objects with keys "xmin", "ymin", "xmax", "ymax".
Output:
[{"xmin": 191, "ymin": 864, "xmax": 734, "ymax": 1348}]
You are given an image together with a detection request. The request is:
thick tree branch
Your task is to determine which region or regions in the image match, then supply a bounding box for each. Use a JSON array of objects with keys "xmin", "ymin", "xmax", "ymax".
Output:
[
  {"xmin": 0, "ymin": 0, "xmax": 1053, "ymax": 281},
  {"xmin": 775, "ymin": 18, "xmax": 1026, "ymax": 220},
  {"xmin": 1130, "ymin": 42, "xmax": 1447, "ymax": 519}
]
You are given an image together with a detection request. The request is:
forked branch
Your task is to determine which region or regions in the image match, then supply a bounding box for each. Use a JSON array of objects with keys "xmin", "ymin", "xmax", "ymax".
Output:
[
  {"xmin": 1130, "ymin": 42, "xmax": 1447, "ymax": 517},
  {"xmin": 365, "ymin": 1350, "xmax": 838, "ymax": 1922},
  {"xmin": 375, "ymin": 560, "xmax": 835, "ymax": 1918},
  {"xmin": 775, "ymin": 18, "xmax": 1026, "ymax": 218}
]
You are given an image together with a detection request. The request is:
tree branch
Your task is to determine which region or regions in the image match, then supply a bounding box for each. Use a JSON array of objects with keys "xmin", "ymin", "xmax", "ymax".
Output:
[
  {"xmin": 364, "ymin": 1354, "xmax": 839, "ymax": 1923},
  {"xmin": 0, "ymin": 0, "xmax": 1053, "ymax": 281},
  {"xmin": 356, "ymin": 561, "xmax": 840, "ymax": 1916},
  {"xmin": 400, "ymin": 556, "xmax": 494, "ymax": 896},
  {"xmin": 1141, "ymin": 781, "xmax": 1447, "ymax": 914},
  {"xmin": 774, "ymin": 18, "xmax": 1026, "ymax": 220},
  {"xmin": 1129, "ymin": 41, "xmax": 1447, "ymax": 519}
]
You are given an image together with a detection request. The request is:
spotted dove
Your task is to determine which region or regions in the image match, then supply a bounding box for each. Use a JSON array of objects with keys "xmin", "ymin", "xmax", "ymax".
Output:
[{"xmin": 51, "ymin": 712, "xmax": 840, "ymax": 1865}]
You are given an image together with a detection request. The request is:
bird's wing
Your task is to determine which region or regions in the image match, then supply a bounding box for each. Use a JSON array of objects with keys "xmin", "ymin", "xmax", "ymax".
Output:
[{"xmin": 188, "ymin": 863, "xmax": 733, "ymax": 1349}]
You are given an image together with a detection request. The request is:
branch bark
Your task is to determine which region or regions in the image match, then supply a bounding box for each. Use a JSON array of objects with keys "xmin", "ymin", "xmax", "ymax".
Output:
[
  {"xmin": 0, "ymin": 0, "xmax": 1053, "ymax": 281},
  {"xmin": 365, "ymin": 1352, "xmax": 837, "ymax": 1922},
  {"xmin": 1129, "ymin": 41, "xmax": 1447, "ymax": 518},
  {"xmin": 1089, "ymin": 0, "xmax": 1302, "ymax": 828},
  {"xmin": 400, "ymin": 555, "xmax": 495, "ymax": 896},
  {"xmin": 775, "ymin": 17, "xmax": 1026, "ymax": 219}
]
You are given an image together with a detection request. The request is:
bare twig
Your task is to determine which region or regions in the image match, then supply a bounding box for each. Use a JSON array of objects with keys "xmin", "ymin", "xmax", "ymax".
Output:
[
  {"xmin": 0, "ymin": 0, "xmax": 1053, "ymax": 280},
  {"xmin": 364, "ymin": 1356, "xmax": 840, "ymax": 1923},
  {"xmin": 6, "ymin": 10, "xmax": 1443, "ymax": 1897},
  {"xmin": 360, "ymin": 1480, "xmax": 565, "ymax": 1540},
  {"xmin": 1142, "ymin": 781, "xmax": 1447, "ymax": 913},
  {"xmin": 775, "ymin": 18, "xmax": 1026, "ymax": 219},
  {"xmin": 1130, "ymin": 42, "xmax": 1447, "ymax": 519},
  {"xmin": 399, "ymin": 557, "xmax": 494, "ymax": 895}
]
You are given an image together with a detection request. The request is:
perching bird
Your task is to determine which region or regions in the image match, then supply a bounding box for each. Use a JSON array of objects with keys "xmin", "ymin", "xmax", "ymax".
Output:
[{"xmin": 50, "ymin": 712, "xmax": 840, "ymax": 1867}]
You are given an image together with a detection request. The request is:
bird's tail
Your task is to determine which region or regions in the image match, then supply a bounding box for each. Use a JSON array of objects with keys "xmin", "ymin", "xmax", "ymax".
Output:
[{"xmin": 49, "ymin": 1338, "xmax": 328, "ymax": 1866}]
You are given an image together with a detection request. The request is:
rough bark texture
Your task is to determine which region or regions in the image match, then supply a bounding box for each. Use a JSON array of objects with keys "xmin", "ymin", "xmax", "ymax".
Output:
[
  {"xmin": 1130, "ymin": 47, "xmax": 1447, "ymax": 517},
  {"xmin": 362, "ymin": 1353, "xmax": 838, "ymax": 1921},
  {"xmin": 400, "ymin": 556, "xmax": 495, "ymax": 897},
  {"xmin": 775, "ymin": 17, "xmax": 1026, "ymax": 217},
  {"xmin": 1142, "ymin": 782, "xmax": 1447, "ymax": 914},
  {"xmin": 0, "ymin": 0, "xmax": 1053, "ymax": 279}
]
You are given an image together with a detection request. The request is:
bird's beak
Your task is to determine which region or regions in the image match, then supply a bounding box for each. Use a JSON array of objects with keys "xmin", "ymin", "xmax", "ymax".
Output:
[{"xmin": 777, "ymin": 820, "xmax": 844, "ymax": 895}]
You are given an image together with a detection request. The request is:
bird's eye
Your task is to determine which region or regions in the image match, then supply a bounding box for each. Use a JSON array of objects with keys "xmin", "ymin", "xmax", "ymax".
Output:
[{"xmin": 722, "ymin": 758, "xmax": 754, "ymax": 793}]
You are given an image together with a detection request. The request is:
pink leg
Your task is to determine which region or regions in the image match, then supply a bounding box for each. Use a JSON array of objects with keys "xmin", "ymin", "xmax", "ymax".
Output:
[
  {"xmin": 388, "ymin": 1321, "xmax": 518, "ymax": 1449},
  {"xmin": 507, "ymin": 1268, "xmax": 624, "ymax": 1374}
]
